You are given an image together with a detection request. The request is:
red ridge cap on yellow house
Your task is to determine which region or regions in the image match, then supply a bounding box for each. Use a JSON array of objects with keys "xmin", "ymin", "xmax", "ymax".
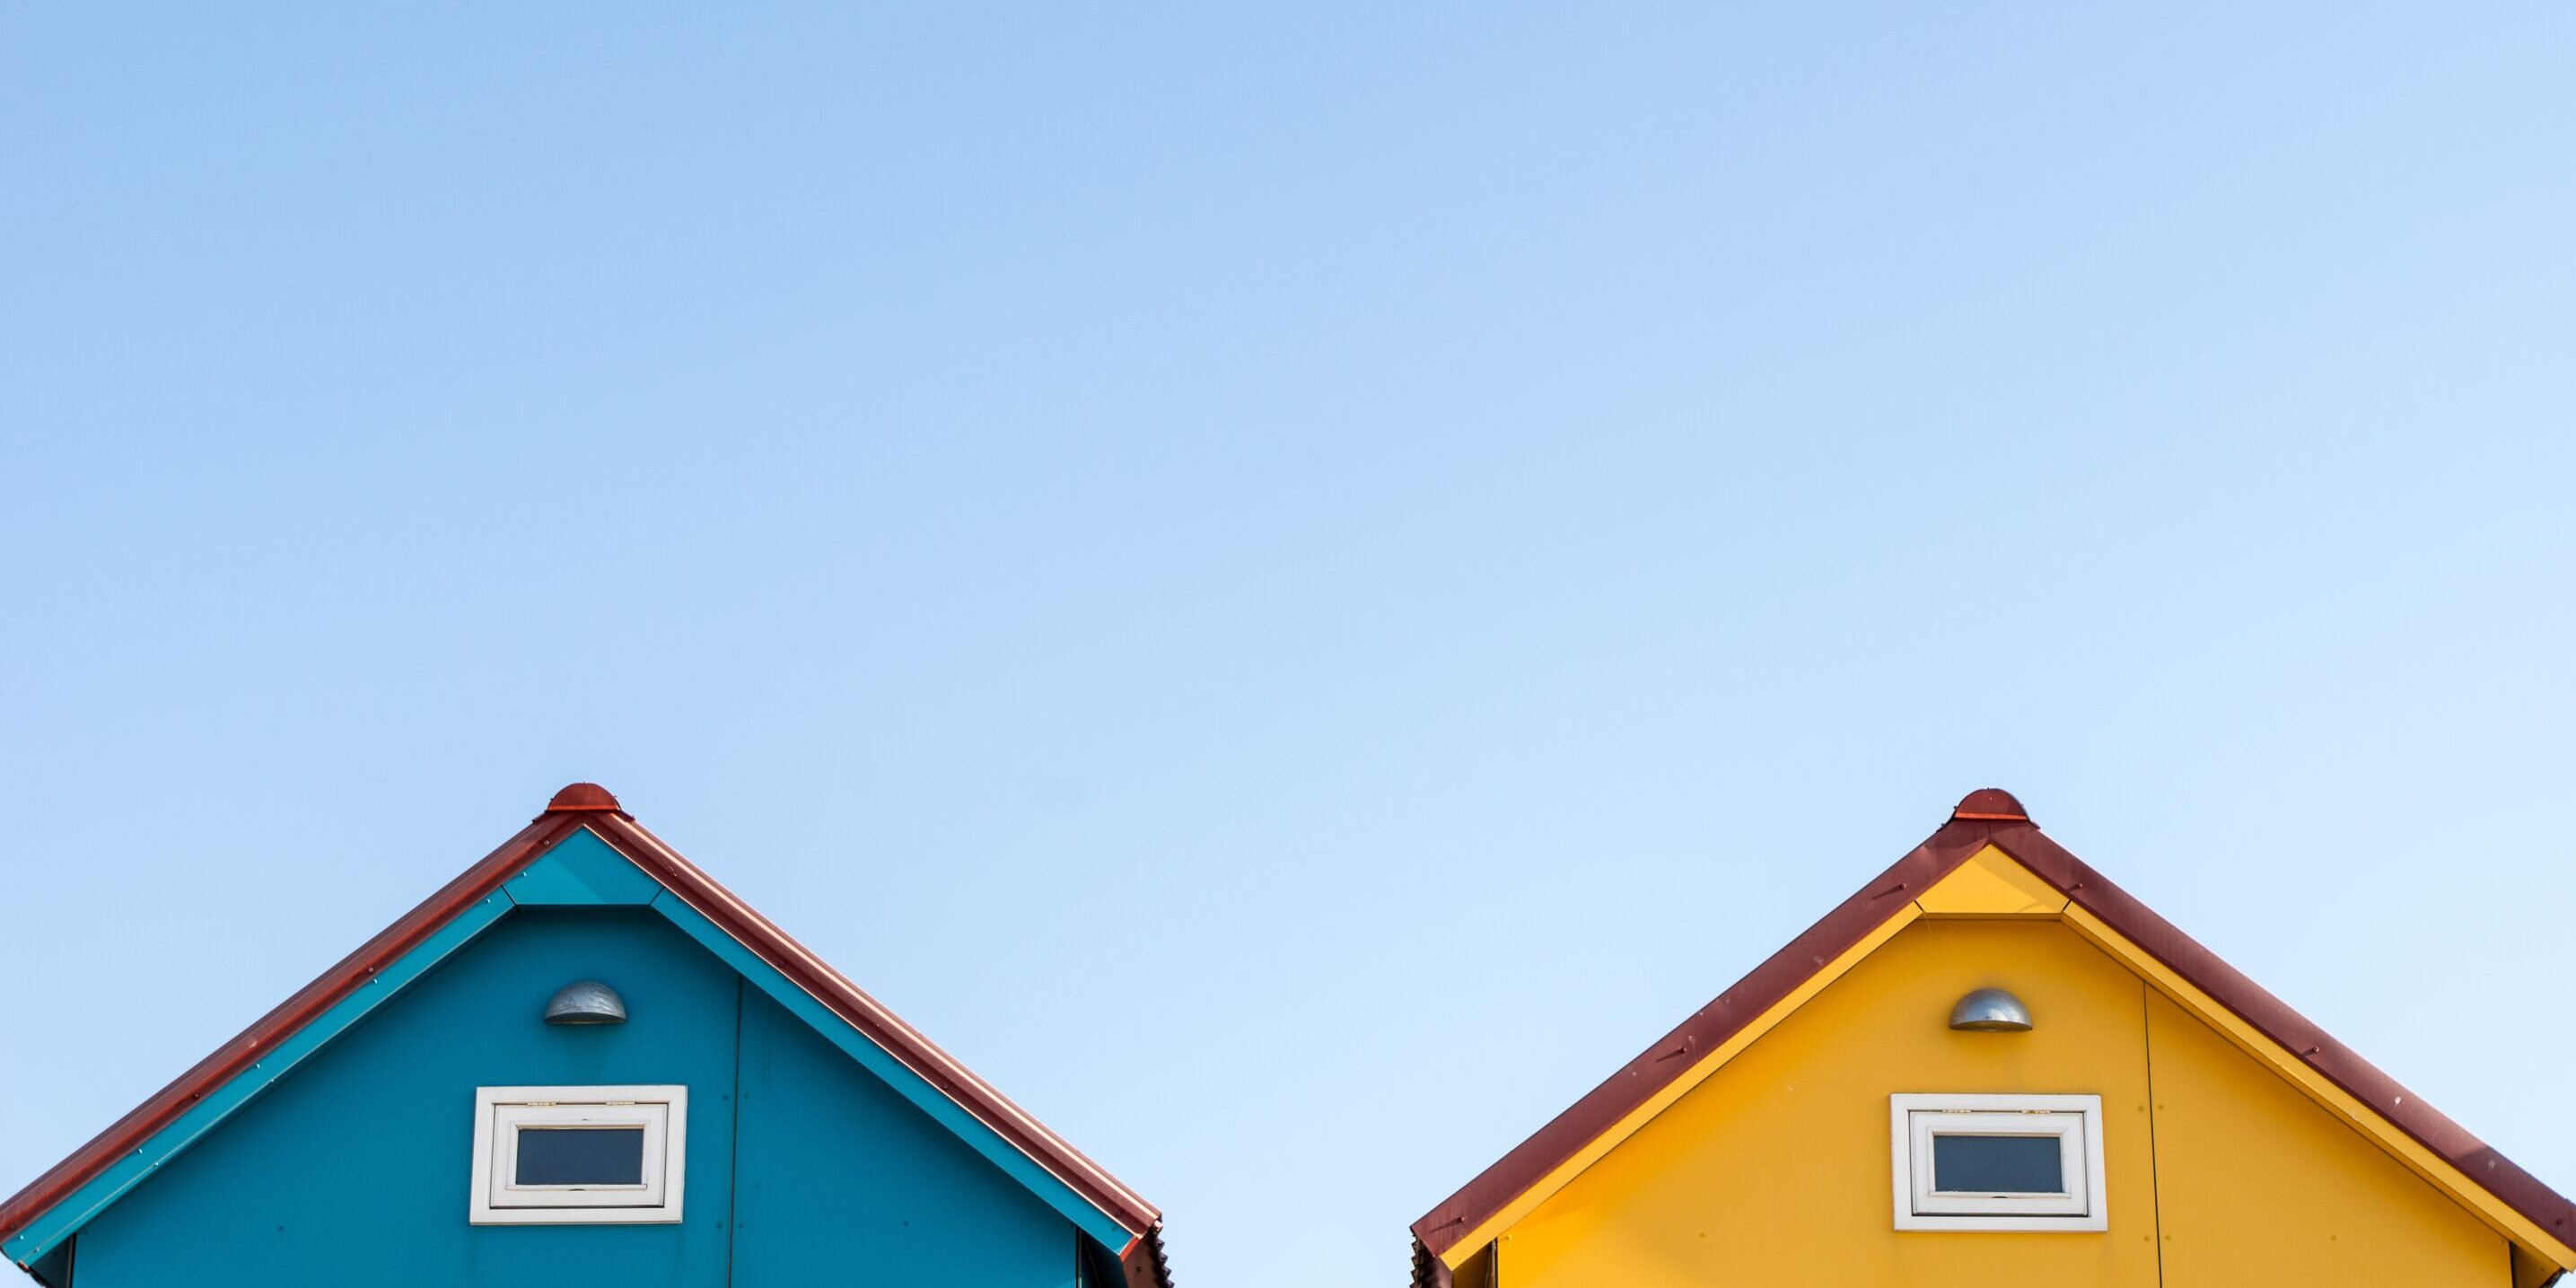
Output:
[{"xmin": 1410, "ymin": 789, "xmax": 2576, "ymax": 1288}]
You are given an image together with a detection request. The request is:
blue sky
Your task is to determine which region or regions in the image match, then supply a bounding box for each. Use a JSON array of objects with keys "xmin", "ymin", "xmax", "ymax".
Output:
[{"xmin": 4, "ymin": 5, "xmax": 2572, "ymax": 1284}]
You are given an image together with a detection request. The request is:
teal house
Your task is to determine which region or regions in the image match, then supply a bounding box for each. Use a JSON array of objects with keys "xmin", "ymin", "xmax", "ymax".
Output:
[{"xmin": 0, "ymin": 784, "xmax": 1171, "ymax": 1288}]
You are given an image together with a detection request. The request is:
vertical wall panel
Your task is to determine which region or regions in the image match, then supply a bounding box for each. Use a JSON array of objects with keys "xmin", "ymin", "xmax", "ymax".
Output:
[
  {"xmin": 1503, "ymin": 920, "xmax": 2163, "ymax": 1287},
  {"xmin": 72, "ymin": 908, "xmax": 742, "ymax": 1288},
  {"xmin": 2143, "ymin": 990, "xmax": 2507, "ymax": 1285},
  {"xmin": 731, "ymin": 986, "xmax": 1078, "ymax": 1288}
]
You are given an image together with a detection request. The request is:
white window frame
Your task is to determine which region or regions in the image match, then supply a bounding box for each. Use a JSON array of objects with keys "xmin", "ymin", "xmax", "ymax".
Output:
[
  {"xmin": 1889, "ymin": 1093, "xmax": 2105, "ymax": 1231},
  {"xmin": 469, "ymin": 1085, "xmax": 688, "ymax": 1225}
]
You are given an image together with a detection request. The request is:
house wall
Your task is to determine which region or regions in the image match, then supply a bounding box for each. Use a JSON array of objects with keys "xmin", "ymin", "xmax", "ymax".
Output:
[
  {"xmin": 64, "ymin": 907, "xmax": 1080, "ymax": 1288},
  {"xmin": 1492, "ymin": 918, "xmax": 2510, "ymax": 1287},
  {"xmin": 2143, "ymin": 988, "xmax": 2505, "ymax": 1284},
  {"xmin": 732, "ymin": 984, "xmax": 1079, "ymax": 1284}
]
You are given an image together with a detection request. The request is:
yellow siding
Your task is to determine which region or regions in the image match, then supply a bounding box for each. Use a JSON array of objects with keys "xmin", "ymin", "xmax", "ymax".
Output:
[
  {"xmin": 1494, "ymin": 916, "xmax": 2518, "ymax": 1287},
  {"xmin": 1445, "ymin": 903, "xmax": 1925, "ymax": 1255},
  {"xmin": 1503, "ymin": 920, "xmax": 2163, "ymax": 1287},
  {"xmin": 1914, "ymin": 847, "xmax": 2070, "ymax": 917},
  {"xmin": 2063, "ymin": 903, "xmax": 2574, "ymax": 1271},
  {"xmin": 2145, "ymin": 989, "xmax": 2508, "ymax": 1285}
]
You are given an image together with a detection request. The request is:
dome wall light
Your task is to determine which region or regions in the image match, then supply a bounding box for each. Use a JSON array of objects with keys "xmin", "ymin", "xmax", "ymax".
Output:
[
  {"xmin": 1949, "ymin": 986, "xmax": 2033, "ymax": 1032},
  {"xmin": 543, "ymin": 979, "xmax": 628, "ymax": 1026}
]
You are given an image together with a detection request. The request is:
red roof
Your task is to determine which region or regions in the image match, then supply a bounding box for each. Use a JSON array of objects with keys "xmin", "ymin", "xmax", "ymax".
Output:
[
  {"xmin": 1, "ymin": 785, "xmax": 1170, "ymax": 1287},
  {"xmin": 1411, "ymin": 789, "xmax": 2575, "ymax": 1272}
]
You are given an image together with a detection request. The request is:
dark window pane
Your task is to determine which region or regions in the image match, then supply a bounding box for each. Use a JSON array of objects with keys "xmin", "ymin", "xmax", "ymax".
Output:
[
  {"xmin": 1932, "ymin": 1134, "xmax": 2062, "ymax": 1195},
  {"xmin": 516, "ymin": 1127, "xmax": 645, "ymax": 1186}
]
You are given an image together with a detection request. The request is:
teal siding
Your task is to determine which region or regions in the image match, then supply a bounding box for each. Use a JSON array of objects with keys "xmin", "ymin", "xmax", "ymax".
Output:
[
  {"xmin": 5, "ymin": 890, "xmax": 514, "ymax": 1266},
  {"xmin": 63, "ymin": 904, "xmax": 1089, "ymax": 1287},
  {"xmin": 72, "ymin": 908, "xmax": 742, "ymax": 1287},
  {"xmin": 503, "ymin": 829, "xmax": 663, "ymax": 907},
  {"xmin": 732, "ymin": 986, "xmax": 1079, "ymax": 1287},
  {"xmin": 642, "ymin": 887, "xmax": 1133, "ymax": 1249}
]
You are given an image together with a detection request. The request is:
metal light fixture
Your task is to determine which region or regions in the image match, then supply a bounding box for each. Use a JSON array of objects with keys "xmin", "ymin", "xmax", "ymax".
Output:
[
  {"xmin": 1949, "ymin": 986, "xmax": 2033, "ymax": 1032},
  {"xmin": 543, "ymin": 980, "xmax": 627, "ymax": 1026}
]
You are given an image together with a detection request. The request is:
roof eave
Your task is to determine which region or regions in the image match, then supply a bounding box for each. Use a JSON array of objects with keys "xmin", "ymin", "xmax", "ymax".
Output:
[{"xmin": 0, "ymin": 811, "xmax": 578, "ymax": 1254}]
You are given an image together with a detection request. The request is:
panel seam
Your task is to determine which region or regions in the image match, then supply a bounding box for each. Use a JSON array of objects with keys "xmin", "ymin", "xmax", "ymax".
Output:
[
  {"xmin": 725, "ymin": 974, "xmax": 744, "ymax": 1287},
  {"xmin": 2142, "ymin": 981, "xmax": 2166, "ymax": 1288}
]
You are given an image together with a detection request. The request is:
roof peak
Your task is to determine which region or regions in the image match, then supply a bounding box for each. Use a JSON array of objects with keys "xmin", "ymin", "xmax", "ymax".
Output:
[
  {"xmin": 539, "ymin": 782, "xmax": 626, "ymax": 819},
  {"xmin": 1950, "ymin": 787, "xmax": 2028, "ymax": 823}
]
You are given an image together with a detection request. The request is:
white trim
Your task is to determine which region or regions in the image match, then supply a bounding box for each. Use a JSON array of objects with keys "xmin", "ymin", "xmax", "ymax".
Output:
[
  {"xmin": 494, "ymin": 1103, "xmax": 666, "ymax": 1209},
  {"xmin": 469, "ymin": 1085, "xmax": 688, "ymax": 1225},
  {"xmin": 1906, "ymin": 1110, "xmax": 2084, "ymax": 1216},
  {"xmin": 1889, "ymin": 1093, "xmax": 2105, "ymax": 1232}
]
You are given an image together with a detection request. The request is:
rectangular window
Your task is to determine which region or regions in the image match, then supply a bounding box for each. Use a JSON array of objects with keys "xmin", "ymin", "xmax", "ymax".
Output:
[
  {"xmin": 513, "ymin": 1127, "xmax": 647, "ymax": 1187},
  {"xmin": 1932, "ymin": 1132, "xmax": 2062, "ymax": 1194},
  {"xmin": 469, "ymin": 1086, "xmax": 687, "ymax": 1225},
  {"xmin": 1890, "ymin": 1093, "xmax": 2104, "ymax": 1231}
]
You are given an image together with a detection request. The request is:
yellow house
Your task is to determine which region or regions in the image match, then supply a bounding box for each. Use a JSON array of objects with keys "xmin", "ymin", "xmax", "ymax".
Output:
[{"xmin": 1409, "ymin": 790, "xmax": 2576, "ymax": 1288}]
